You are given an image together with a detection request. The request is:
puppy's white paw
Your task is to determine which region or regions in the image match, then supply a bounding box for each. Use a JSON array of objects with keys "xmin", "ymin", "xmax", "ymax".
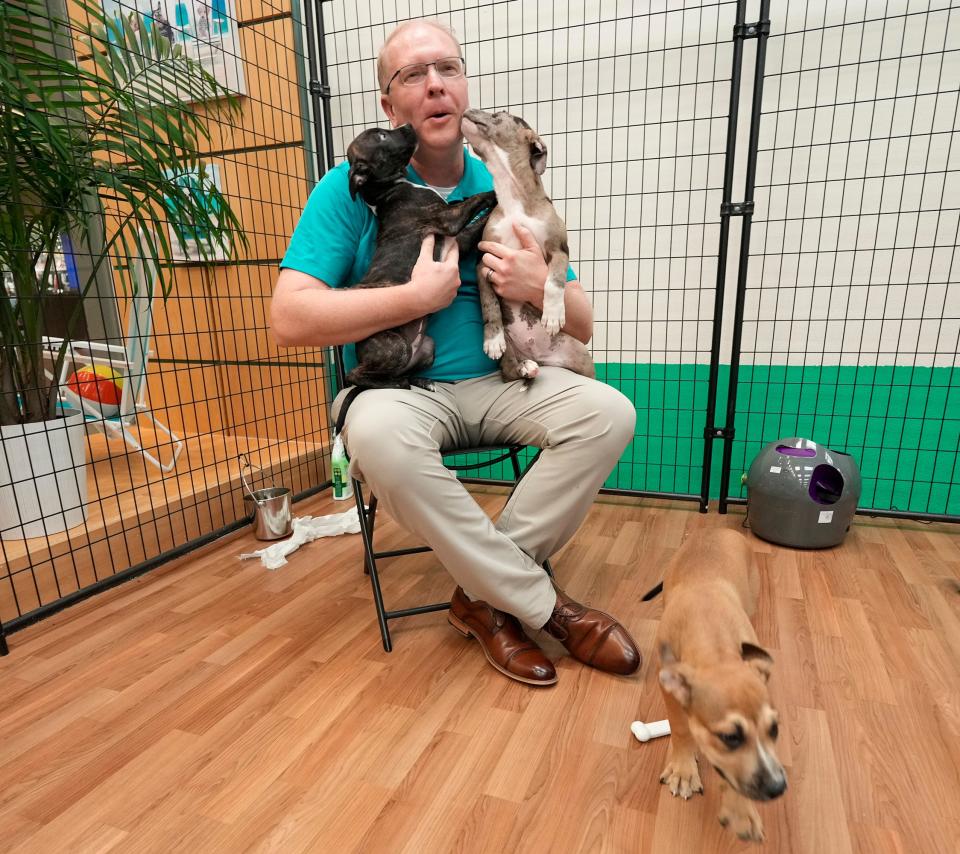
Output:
[
  {"xmin": 718, "ymin": 802, "xmax": 764, "ymax": 843},
  {"xmin": 484, "ymin": 331, "xmax": 506, "ymax": 360},
  {"xmin": 541, "ymin": 287, "xmax": 565, "ymax": 334},
  {"xmin": 659, "ymin": 756, "xmax": 703, "ymax": 800},
  {"xmin": 519, "ymin": 360, "xmax": 539, "ymax": 379},
  {"xmin": 540, "ymin": 305, "xmax": 564, "ymax": 335}
]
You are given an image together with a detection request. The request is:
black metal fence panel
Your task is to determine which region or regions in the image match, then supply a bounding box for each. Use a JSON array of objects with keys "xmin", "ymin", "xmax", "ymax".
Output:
[
  {"xmin": 1, "ymin": 0, "xmax": 331, "ymax": 652},
  {"xmin": 318, "ymin": 0, "xmax": 740, "ymax": 503},
  {"xmin": 724, "ymin": 0, "xmax": 960, "ymax": 517}
]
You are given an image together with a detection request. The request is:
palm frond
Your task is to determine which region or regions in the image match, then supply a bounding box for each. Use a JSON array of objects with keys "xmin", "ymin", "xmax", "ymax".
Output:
[{"xmin": 1, "ymin": 0, "xmax": 246, "ymax": 425}]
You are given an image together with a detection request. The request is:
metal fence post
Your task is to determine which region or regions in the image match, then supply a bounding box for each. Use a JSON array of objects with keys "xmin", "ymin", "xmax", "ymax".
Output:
[{"xmin": 701, "ymin": 0, "xmax": 772, "ymax": 513}]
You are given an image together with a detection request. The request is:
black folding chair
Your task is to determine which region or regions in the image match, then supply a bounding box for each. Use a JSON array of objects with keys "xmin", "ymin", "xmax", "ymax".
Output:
[{"xmin": 332, "ymin": 346, "xmax": 552, "ymax": 651}]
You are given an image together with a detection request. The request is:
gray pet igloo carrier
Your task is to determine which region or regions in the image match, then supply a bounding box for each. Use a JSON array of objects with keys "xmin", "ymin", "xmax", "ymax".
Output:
[{"xmin": 746, "ymin": 437, "xmax": 861, "ymax": 549}]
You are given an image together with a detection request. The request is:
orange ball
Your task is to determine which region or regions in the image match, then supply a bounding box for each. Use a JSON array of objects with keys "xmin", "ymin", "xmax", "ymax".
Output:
[{"xmin": 67, "ymin": 365, "xmax": 124, "ymax": 413}]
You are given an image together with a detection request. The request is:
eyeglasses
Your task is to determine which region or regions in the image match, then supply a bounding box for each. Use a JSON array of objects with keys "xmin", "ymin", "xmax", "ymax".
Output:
[{"xmin": 384, "ymin": 56, "xmax": 465, "ymax": 94}]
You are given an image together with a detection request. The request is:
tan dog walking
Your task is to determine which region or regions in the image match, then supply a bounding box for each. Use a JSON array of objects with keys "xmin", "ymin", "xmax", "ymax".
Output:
[{"xmin": 654, "ymin": 529, "xmax": 787, "ymax": 842}]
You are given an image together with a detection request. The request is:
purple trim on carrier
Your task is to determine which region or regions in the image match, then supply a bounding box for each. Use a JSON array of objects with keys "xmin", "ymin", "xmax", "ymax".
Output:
[{"xmin": 776, "ymin": 444, "xmax": 817, "ymax": 458}]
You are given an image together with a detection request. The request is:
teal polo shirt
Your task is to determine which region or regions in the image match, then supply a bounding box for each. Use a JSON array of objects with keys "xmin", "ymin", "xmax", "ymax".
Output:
[{"xmin": 281, "ymin": 147, "xmax": 576, "ymax": 382}]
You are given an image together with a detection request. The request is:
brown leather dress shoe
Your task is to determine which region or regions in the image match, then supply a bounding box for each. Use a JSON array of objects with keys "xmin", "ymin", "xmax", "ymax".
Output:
[
  {"xmin": 543, "ymin": 588, "xmax": 642, "ymax": 675},
  {"xmin": 448, "ymin": 587, "xmax": 558, "ymax": 686}
]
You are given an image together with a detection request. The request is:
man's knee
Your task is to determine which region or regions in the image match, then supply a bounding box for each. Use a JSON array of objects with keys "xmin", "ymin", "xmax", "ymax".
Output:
[
  {"xmin": 578, "ymin": 380, "xmax": 637, "ymax": 448},
  {"xmin": 606, "ymin": 384, "xmax": 638, "ymax": 443},
  {"xmin": 341, "ymin": 396, "xmax": 437, "ymax": 484}
]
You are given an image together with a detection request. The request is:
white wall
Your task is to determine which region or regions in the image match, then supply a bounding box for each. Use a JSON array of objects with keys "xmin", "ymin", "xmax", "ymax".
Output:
[{"xmin": 322, "ymin": 0, "xmax": 960, "ymax": 368}]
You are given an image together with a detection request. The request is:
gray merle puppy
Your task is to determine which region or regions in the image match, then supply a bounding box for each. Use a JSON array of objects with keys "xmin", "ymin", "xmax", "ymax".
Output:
[{"xmin": 460, "ymin": 109, "xmax": 594, "ymax": 382}]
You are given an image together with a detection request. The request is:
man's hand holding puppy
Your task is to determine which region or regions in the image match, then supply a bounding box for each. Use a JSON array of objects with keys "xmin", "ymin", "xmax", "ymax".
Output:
[
  {"xmin": 479, "ymin": 223, "xmax": 547, "ymax": 305},
  {"xmin": 411, "ymin": 234, "xmax": 461, "ymax": 314},
  {"xmin": 479, "ymin": 223, "xmax": 593, "ymax": 345}
]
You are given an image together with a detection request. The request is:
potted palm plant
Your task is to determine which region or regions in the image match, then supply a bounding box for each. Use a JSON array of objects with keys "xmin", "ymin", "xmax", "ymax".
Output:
[{"xmin": 0, "ymin": 0, "xmax": 245, "ymax": 539}]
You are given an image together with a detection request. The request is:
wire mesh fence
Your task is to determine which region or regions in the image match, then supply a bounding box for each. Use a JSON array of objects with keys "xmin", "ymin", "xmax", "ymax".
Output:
[
  {"xmin": 1, "ymin": 0, "xmax": 331, "ymax": 648},
  {"xmin": 725, "ymin": 0, "xmax": 960, "ymax": 517},
  {"xmin": 318, "ymin": 0, "xmax": 958, "ymax": 518},
  {"xmin": 318, "ymin": 0, "xmax": 740, "ymax": 501}
]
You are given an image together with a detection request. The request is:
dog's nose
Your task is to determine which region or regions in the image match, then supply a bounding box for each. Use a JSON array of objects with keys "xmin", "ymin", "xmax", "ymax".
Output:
[{"xmin": 764, "ymin": 775, "xmax": 787, "ymax": 800}]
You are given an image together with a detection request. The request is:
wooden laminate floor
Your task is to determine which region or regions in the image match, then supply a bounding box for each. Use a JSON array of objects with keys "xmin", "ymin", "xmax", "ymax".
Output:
[{"xmin": 0, "ymin": 489, "xmax": 958, "ymax": 853}]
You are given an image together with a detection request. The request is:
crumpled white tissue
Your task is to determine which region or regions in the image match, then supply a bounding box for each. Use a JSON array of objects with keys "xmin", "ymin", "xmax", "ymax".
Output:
[{"xmin": 239, "ymin": 507, "xmax": 361, "ymax": 570}]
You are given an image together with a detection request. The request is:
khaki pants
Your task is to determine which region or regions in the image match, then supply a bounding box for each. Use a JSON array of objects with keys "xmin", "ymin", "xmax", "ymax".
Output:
[{"xmin": 332, "ymin": 368, "xmax": 636, "ymax": 629}]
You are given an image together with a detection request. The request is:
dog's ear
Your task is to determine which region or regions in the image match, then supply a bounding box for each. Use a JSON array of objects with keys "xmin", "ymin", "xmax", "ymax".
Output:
[
  {"xmin": 348, "ymin": 165, "xmax": 368, "ymax": 200},
  {"xmin": 659, "ymin": 661, "xmax": 694, "ymax": 708},
  {"xmin": 529, "ymin": 137, "xmax": 547, "ymax": 175},
  {"xmin": 659, "ymin": 641, "xmax": 678, "ymax": 665},
  {"xmin": 659, "ymin": 643, "xmax": 694, "ymax": 706},
  {"xmin": 741, "ymin": 642, "xmax": 774, "ymax": 683}
]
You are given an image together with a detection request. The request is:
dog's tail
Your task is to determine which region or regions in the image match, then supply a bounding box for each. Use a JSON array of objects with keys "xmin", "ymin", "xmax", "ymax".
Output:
[{"xmin": 641, "ymin": 581, "xmax": 663, "ymax": 601}]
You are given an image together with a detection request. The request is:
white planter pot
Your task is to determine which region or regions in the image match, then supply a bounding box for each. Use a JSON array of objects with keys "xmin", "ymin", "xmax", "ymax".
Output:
[{"xmin": 0, "ymin": 412, "xmax": 88, "ymax": 540}]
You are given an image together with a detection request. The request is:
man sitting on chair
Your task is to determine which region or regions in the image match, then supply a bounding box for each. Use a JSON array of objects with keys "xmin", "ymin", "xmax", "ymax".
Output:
[{"xmin": 271, "ymin": 19, "xmax": 641, "ymax": 685}]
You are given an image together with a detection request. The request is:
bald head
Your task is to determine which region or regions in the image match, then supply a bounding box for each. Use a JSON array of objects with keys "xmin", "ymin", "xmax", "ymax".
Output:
[{"xmin": 376, "ymin": 19, "xmax": 462, "ymax": 93}]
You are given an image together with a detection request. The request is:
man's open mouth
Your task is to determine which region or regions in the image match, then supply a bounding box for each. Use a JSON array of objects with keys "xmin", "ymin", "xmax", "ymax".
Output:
[{"xmin": 426, "ymin": 111, "xmax": 452, "ymax": 122}]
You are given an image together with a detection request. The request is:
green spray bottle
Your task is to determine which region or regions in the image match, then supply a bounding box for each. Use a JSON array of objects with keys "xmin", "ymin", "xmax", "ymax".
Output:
[{"xmin": 331, "ymin": 431, "xmax": 353, "ymax": 501}]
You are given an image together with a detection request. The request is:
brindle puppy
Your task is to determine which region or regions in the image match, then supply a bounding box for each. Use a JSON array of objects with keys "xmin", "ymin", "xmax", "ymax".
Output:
[{"xmin": 345, "ymin": 123, "xmax": 496, "ymax": 389}]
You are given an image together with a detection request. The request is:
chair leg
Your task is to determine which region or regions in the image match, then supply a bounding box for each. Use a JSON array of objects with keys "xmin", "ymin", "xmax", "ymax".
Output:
[
  {"xmin": 509, "ymin": 447, "xmax": 523, "ymax": 480},
  {"xmin": 353, "ymin": 479, "xmax": 392, "ymax": 652},
  {"xmin": 362, "ymin": 493, "xmax": 380, "ymax": 576},
  {"xmin": 367, "ymin": 493, "xmax": 379, "ymax": 539}
]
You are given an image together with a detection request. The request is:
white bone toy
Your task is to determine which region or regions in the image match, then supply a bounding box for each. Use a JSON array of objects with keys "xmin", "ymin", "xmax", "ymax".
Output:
[{"xmin": 630, "ymin": 719, "xmax": 671, "ymax": 742}]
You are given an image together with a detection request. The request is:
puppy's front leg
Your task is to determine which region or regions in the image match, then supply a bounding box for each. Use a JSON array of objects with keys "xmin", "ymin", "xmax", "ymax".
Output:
[
  {"xmin": 718, "ymin": 780, "xmax": 765, "ymax": 842},
  {"xmin": 477, "ymin": 261, "xmax": 507, "ymax": 359},
  {"xmin": 456, "ymin": 215, "xmax": 489, "ymax": 254},
  {"xmin": 659, "ymin": 689, "xmax": 703, "ymax": 800},
  {"xmin": 440, "ymin": 190, "xmax": 498, "ymax": 235},
  {"xmin": 540, "ymin": 234, "xmax": 568, "ymax": 335}
]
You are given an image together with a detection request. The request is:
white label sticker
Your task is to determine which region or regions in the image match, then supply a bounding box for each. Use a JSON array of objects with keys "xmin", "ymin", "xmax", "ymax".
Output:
[
  {"xmin": 818, "ymin": 511, "xmax": 834, "ymax": 524},
  {"xmin": 769, "ymin": 465, "xmax": 782, "ymax": 473}
]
